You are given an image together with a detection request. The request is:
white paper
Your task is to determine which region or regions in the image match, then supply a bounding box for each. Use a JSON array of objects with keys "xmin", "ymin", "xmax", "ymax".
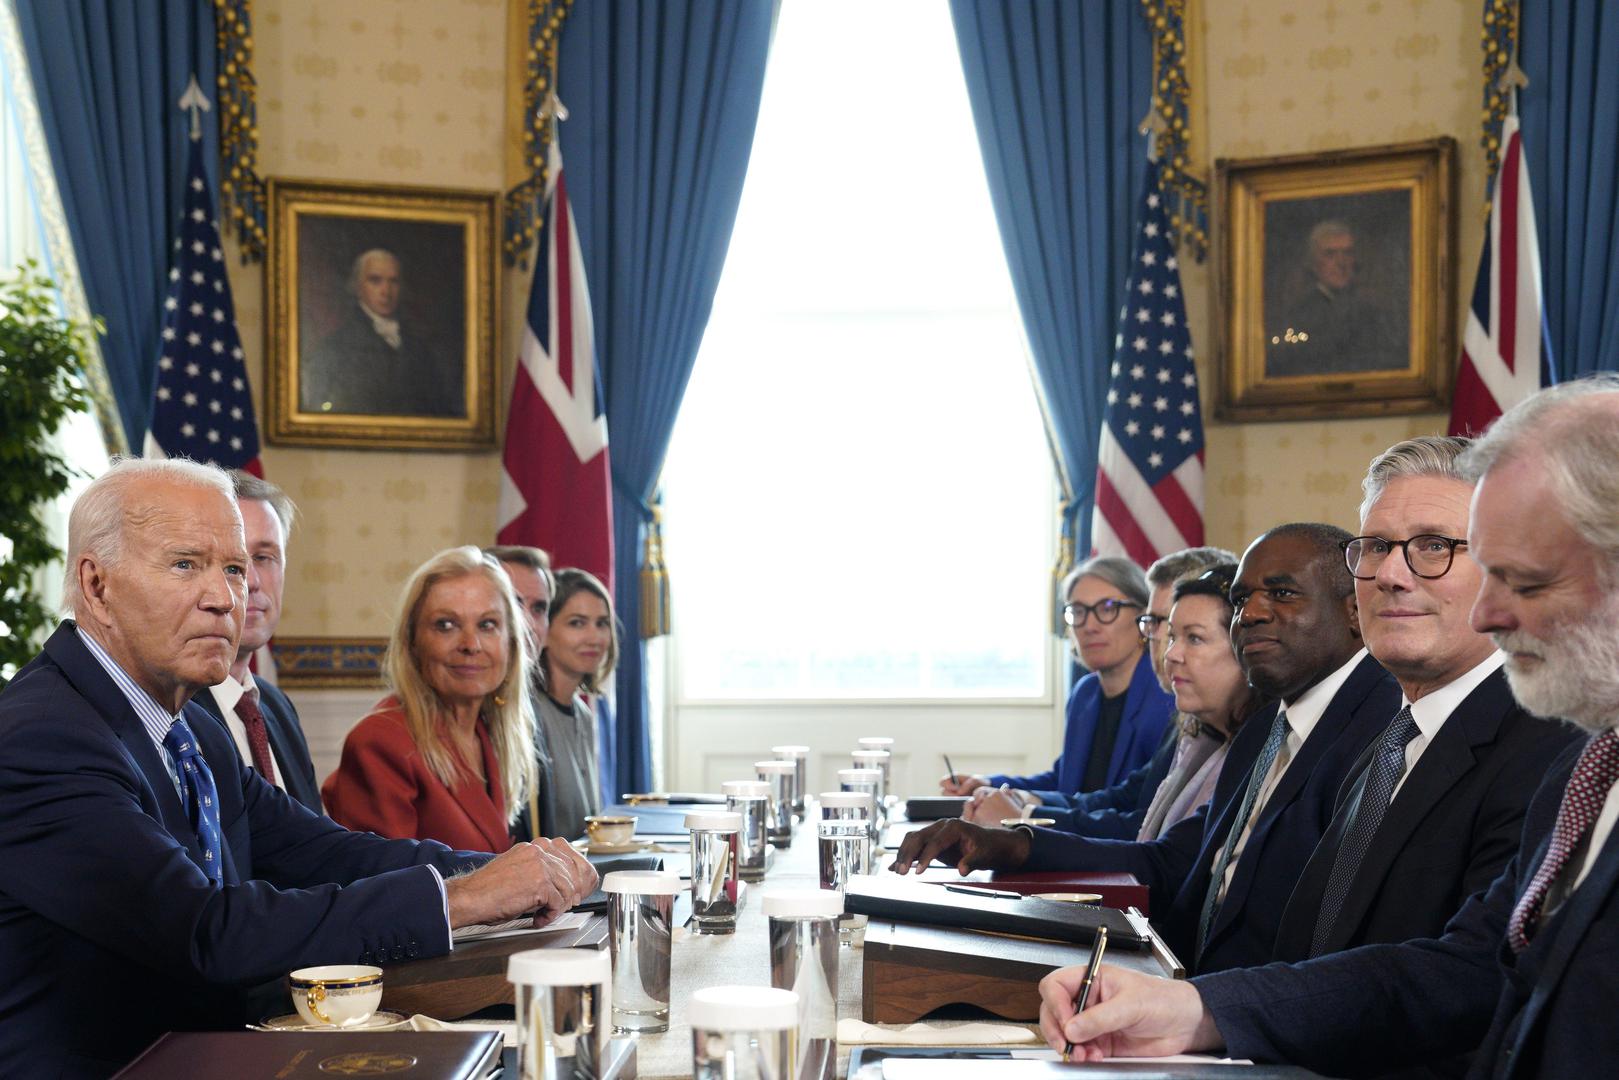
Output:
[{"xmin": 452, "ymin": 910, "xmax": 591, "ymax": 943}]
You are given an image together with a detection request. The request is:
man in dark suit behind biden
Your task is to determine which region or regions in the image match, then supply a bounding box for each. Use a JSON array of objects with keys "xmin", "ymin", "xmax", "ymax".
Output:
[
  {"xmin": 0, "ymin": 458, "xmax": 597, "ymax": 1078},
  {"xmin": 1039, "ymin": 376, "xmax": 1619, "ymax": 1079}
]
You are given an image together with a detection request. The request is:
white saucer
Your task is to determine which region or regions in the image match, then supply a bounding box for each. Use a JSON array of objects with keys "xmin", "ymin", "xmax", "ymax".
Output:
[{"xmin": 253, "ymin": 1010, "xmax": 409, "ymax": 1032}]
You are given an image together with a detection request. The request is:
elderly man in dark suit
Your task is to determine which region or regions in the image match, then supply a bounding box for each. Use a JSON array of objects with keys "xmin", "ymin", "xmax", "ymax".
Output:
[
  {"xmin": 1041, "ymin": 375, "xmax": 1619, "ymax": 1079},
  {"xmin": 894, "ymin": 523, "xmax": 1402, "ymax": 975},
  {"xmin": 0, "ymin": 458, "xmax": 596, "ymax": 1078},
  {"xmin": 1272, "ymin": 437, "xmax": 1577, "ymax": 971},
  {"xmin": 192, "ymin": 471, "xmax": 324, "ymax": 814}
]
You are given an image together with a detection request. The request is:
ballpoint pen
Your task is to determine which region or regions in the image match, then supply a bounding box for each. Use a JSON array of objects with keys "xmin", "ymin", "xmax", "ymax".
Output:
[
  {"xmin": 1062, "ymin": 925, "xmax": 1109, "ymax": 1062},
  {"xmin": 944, "ymin": 753, "xmax": 958, "ymax": 786}
]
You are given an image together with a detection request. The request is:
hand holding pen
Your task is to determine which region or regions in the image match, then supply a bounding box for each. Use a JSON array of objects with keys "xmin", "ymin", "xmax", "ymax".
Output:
[{"xmin": 1061, "ymin": 926, "xmax": 1108, "ymax": 1061}]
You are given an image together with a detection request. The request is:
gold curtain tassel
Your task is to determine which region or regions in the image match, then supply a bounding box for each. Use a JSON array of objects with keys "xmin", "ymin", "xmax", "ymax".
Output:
[{"xmin": 639, "ymin": 505, "xmax": 671, "ymax": 639}]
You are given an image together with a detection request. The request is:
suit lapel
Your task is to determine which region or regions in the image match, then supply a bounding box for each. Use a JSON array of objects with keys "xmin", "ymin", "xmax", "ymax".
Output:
[
  {"xmin": 1210, "ymin": 656, "xmax": 1384, "ymax": 943},
  {"xmin": 1322, "ymin": 677, "xmax": 1514, "ymax": 952},
  {"xmin": 1509, "ymin": 822, "xmax": 1619, "ymax": 1067},
  {"xmin": 44, "ymin": 624, "xmax": 203, "ymax": 862},
  {"xmin": 1109, "ymin": 654, "xmax": 1155, "ymax": 782}
]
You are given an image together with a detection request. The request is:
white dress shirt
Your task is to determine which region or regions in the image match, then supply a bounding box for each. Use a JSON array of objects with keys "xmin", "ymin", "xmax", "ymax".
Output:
[
  {"xmin": 1216, "ymin": 648, "xmax": 1369, "ymax": 900},
  {"xmin": 1389, "ymin": 651, "xmax": 1506, "ymax": 801},
  {"xmin": 208, "ymin": 672, "xmax": 288, "ymax": 792}
]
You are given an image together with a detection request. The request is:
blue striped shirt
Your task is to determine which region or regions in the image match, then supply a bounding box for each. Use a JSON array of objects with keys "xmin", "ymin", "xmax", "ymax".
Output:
[{"xmin": 76, "ymin": 625, "xmax": 183, "ymax": 797}]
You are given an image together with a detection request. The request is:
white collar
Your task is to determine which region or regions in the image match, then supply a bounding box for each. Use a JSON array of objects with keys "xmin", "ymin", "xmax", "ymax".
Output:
[
  {"xmin": 358, "ymin": 302, "xmax": 401, "ymax": 346},
  {"xmin": 1403, "ymin": 651, "xmax": 1506, "ymax": 741},
  {"xmin": 1279, "ymin": 647, "xmax": 1369, "ymax": 742},
  {"xmin": 209, "ymin": 669, "xmax": 258, "ymax": 714}
]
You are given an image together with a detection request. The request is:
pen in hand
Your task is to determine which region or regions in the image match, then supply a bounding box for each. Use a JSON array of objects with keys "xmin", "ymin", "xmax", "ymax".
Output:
[
  {"xmin": 1062, "ymin": 925, "xmax": 1109, "ymax": 1062},
  {"xmin": 944, "ymin": 753, "xmax": 958, "ymax": 786}
]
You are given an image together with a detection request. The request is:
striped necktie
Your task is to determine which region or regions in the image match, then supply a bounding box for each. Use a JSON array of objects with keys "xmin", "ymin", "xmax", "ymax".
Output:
[
  {"xmin": 1197, "ymin": 708, "xmax": 1289, "ymax": 961},
  {"xmin": 1308, "ymin": 705, "xmax": 1420, "ymax": 957},
  {"xmin": 163, "ymin": 717, "xmax": 223, "ymax": 885}
]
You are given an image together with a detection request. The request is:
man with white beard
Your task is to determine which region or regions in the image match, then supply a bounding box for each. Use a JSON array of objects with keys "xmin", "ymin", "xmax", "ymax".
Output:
[{"xmin": 1037, "ymin": 375, "xmax": 1619, "ymax": 1079}]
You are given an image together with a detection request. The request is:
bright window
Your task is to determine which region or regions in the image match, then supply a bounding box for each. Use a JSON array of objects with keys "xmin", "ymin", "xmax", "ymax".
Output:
[{"xmin": 661, "ymin": 0, "xmax": 1056, "ymax": 701}]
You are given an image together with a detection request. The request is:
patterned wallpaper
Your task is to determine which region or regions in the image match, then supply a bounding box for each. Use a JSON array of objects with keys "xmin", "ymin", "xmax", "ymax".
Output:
[
  {"xmin": 1189, "ymin": 0, "xmax": 1485, "ymax": 550},
  {"xmin": 227, "ymin": 0, "xmax": 524, "ymax": 638},
  {"xmin": 228, "ymin": 0, "xmax": 1489, "ymax": 639}
]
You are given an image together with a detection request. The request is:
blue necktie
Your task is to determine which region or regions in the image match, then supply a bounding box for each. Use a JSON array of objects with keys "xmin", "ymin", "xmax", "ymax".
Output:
[
  {"xmin": 163, "ymin": 717, "xmax": 223, "ymax": 885},
  {"xmin": 1308, "ymin": 706, "xmax": 1420, "ymax": 957},
  {"xmin": 1197, "ymin": 708, "xmax": 1289, "ymax": 961}
]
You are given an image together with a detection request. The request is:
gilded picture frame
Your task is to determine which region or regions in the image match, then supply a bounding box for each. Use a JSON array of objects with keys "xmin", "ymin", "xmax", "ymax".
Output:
[
  {"xmin": 1212, "ymin": 138, "xmax": 1456, "ymax": 422},
  {"xmin": 266, "ymin": 179, "xmax": 499, "ymax": 449}
]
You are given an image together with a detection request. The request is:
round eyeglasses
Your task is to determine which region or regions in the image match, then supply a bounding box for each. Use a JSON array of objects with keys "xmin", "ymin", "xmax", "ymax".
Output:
[
  {"xmin": 1063, "ymin": 598, "xmax": 1141, "ymax": 627},
  {"xmin": 1136, "ymin": 613, "xmax": 1169, "ymax": 640},
  {"xmin": 1341, "ymin": 535, "xmax": 1469, "ymax": 580}
]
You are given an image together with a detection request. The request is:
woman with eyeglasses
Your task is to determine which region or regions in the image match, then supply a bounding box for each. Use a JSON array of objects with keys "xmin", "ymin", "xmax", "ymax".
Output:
[
  {"xmin": 949, "ymin": 556, "xmax": 1177, "ymax": 824},
  {"xmin": 1136, "ymin": 565, "xmax": 1268, "ymax": 839}
]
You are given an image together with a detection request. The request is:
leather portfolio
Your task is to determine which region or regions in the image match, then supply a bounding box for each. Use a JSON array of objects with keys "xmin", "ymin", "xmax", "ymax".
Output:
[
  {"xmin": 844, "ymin": 874, "xmax": 1148, "ymax": 948},
  {"xmin": 903, "ymin": 795, "xmax": 969, "ymax": 820},
  {"xmin": 114, "ymin": 1030, "xmax": 500, "ymax": 1079}
]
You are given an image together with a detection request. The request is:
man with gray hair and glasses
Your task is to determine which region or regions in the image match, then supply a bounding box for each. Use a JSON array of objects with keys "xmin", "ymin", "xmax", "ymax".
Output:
[
  {"xmin": 0, "ymin": 457, "xmax": 596, "ymax": 1077},
  {"xmin": 1041, "ymin": 376, "xmax": 1619, "ymax": 1078}
]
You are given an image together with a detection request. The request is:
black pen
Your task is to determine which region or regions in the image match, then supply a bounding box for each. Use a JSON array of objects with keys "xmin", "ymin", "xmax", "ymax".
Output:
[
  {"xmin": 943, "ymin": 883, "xmax": 1021, "ymax": 901},
  {"xmin": 944, "ymin": 753, "xmax": 959, "ymax": 786},
  {"xmin": 1062, "ymin": 925, "xmax": 1109, "ymax": 1062}
]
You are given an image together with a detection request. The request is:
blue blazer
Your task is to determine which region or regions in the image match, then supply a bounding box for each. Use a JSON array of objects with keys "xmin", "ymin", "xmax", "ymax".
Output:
[
  {"xmin": 1021, "ymin": 652, "xmax": 1400, "ymax": 974},
  {"xmin": 0, "ymin": 624, "xmax": 490, "ymax": 1078},
  {"xmin": 1040, "ymin": 722, "xmax": 1181, "ymax": 838},
  {"xmin": 1196, "ymin": 734, "xmax": 1619, "ymax": 1079},
  {"xmin": 988, "ymin": 651, "xmax": 1175, "ymax": 804},
  {"xmin": 193, "ymin": 677, "xmax": 325, "ymax": 815}
]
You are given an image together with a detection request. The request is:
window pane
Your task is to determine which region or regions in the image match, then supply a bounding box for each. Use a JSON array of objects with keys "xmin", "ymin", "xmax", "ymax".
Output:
[{"xmin": 663, "ymin": 0, "xmax": 1055, "ymax": 700}]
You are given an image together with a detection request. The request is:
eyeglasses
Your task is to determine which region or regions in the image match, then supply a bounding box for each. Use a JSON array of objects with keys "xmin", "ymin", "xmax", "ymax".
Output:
[
  {"xmin": 1136, "ymin": 613, "xmax": 1168, "ymax": 639},
  {"xmin": 1196, "ymin": 566, "xmax": 1238, "ymax": 592},
  {"xmin": 1063, "ymin": 598, "xmax": 1141, "ymax": 627},
  {"xmin": 1341, "ymin": 535, "xmax": 1469, "ymax": 580}
]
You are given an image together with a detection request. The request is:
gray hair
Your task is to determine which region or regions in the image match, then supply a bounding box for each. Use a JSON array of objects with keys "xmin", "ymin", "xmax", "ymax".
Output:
[
  {"xmin": 1359, "ymin": 435, "xmax": 1473, "ymax": 522},
  {"xmin": 230, "ymin": 470, "xmax": 297, "ymax": 541},
  {"xmin": 1458, "ymin": 374, "xmax": 1619, "ymax": 578},
  {"xmin": 1146, "ymin": 546, "xmax": 1239, "ymax": 590},
  {"xmin": 1061, "ymin": 555, "xmax": 1150, "ymax": 609},
  {"xmin": 347, "ymin": 248, "xmax": 400, "ymax": 294},
  {"xmin": 64, "ymin": 457, "xmax": 234, "ymax": 616},
  {"xmin": 1308, "ymin": 219, "xmax": 1354, "ymax": 256}
]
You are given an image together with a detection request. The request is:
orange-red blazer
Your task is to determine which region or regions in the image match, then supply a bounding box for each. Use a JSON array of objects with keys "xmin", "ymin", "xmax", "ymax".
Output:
[{"xmin": 323, "ymin": 697, "xmax": 513, "ymax": 853}]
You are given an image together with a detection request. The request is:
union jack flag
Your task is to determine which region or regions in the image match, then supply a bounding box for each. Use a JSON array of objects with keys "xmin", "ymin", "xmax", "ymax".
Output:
[
  {"xmin": 497, "ymin": 137, "xmax": 614, "ymax": 590},
  {"xmin": 1091, "ymin": 159, "xmax": 1205, "ymax": 565},
  {"xmin": 1449, "ymin": 114, "xmax": 1554, "ymax": 437},
  {"xmin": 145, "ymin": 134, "xmax": 261, "ymax": 474}
]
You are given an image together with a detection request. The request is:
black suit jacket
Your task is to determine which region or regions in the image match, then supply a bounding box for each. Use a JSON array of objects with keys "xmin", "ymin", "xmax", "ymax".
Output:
[
  {"xmin": 1273, "ymin": 668, "xmax": 1580, "ymax": 963},
  {"xmin": 194, "ymin": 678, "xmax": 324, "ymax": 815},
  {"xmin": 1194, "ymin": 734, "xmax": 1617, "ymax": 1079},
  {"xmin": 0, "ymin": 624, "xmax": 490, "ymax": 1077},
  {"xmin": 1023, "ymin": 652, "xmax": 1400, "ymax": 973}
]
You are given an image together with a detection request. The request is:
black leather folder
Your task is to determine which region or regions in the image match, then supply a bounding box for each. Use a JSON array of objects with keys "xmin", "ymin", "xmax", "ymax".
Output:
[
  {"xmin": 843, "ymin": 873, "xmax": 1148, "ymax": 949},
  {"xmin": 903, "ymin": 795, "xmax": 970, "ymax": 820}
]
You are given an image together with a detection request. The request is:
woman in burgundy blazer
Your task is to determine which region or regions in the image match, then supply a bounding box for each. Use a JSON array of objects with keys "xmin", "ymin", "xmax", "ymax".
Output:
[{"xmin": 324, "ymin": 547, "xmax": 538, "ymax": 853}]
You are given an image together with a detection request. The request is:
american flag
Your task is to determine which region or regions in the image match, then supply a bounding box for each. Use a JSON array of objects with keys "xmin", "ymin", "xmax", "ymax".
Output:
[
  {"xmin": 1090, "ymin": 159, "xmax": 1205, "ymax": 564},
  {"xmin": 1448, "ymin": 114, "xmax": 1554, "ymax": 437},
  {"xmin": 497, "ymin": 137, "xmax": 615, "ymax": 589},
  {"xmin": 145, "ymin": 134, "xmax": 261, "ymax": 475}
]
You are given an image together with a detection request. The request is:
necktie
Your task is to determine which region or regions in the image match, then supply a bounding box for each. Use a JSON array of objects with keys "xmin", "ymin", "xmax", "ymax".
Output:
[
  {"xmin": 163, "ymin": 717, "xmax": 224, "ymax": 885},
  {"xmin": 235, "ymin": 689, "xmax": 279, "ymax": 784},
  {"xmin": 1197, "ymin": 708, "xmax": 1289, "ymax": 960},
  {"xmin": 1507, "ymin": 728, "xmax": 1619, "ymax": 953},
  {"xmin": 1308, "ymin": 705, "xmax": 1420, "ymax": 957}
]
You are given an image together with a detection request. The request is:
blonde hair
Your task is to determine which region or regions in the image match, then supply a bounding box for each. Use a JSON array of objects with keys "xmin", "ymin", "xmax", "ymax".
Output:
[{"xmin": 384, "ymin": 546, "xmax": 536, "ymax": 822}]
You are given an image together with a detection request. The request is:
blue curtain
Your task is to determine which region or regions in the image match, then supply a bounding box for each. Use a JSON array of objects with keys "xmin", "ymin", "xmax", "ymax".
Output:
[
  {"xmin": 557, "ymin": 0, "xmax": 775, "ymax": 796},
  {"xmin": 949, "ymin": 2, "xmax": 1151, "ymax": 557},
  {"xmin": 13, "ymin": 1, "xmax": 217, "ymax": 451},
  {"xmin": 1518, "ymin": 1, "xmax": 1619, "ymax": 378}
]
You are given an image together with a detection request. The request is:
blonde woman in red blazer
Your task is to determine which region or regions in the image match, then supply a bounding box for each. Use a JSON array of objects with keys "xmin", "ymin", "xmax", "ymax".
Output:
[{"xmin": 324, "ymin": 547, "xmax": 537, "ymax": 853}]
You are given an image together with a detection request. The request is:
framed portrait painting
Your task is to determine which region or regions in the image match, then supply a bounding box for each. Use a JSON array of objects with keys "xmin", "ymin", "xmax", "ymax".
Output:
[
  {"xmin": 266, "ymin": 179, "xmax": 498, "ymax": 448},
  {"xmin": 1212, "ymin": 138, "xmax": 1456, "ymax": 422}
]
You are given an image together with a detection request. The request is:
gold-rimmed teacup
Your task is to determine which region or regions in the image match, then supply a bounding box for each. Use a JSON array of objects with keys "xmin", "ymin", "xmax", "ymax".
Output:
[
  {"xmin": 585, "ymin": 815, "xmax": 638, "ymax": 846},
  {"xmin": 288, "ymin": 965, "xmax": 384, "ymax": 1028}
]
